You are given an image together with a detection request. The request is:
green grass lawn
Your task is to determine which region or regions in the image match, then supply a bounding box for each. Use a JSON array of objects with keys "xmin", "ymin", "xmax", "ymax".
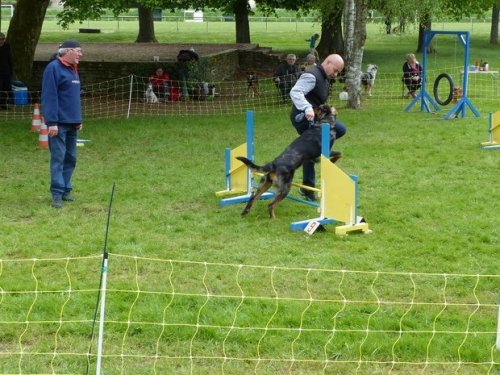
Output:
[{"xmin": 0, "ymin": 19, "xmax": 499, "ymax": 374}]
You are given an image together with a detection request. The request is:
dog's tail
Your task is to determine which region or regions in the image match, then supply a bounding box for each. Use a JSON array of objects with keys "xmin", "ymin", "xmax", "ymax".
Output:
[{"xmin": 236, "ymin": 156, "xmax": 267, "ymax": 172}]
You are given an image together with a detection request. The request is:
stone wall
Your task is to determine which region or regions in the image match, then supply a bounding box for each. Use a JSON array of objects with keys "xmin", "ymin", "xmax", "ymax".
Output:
[
  {"xmin": 29, "ymin": 49, "xmax": 267, "ymax": 91},
  {"xmin": 238, "ymin": 49, "xmax": 282, "ymax": 75}
]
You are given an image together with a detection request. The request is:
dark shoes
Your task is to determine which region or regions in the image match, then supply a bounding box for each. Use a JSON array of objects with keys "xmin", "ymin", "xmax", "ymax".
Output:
[
  {"xmin": 299, "ymin": 188, "xmax": 317, "ymax": 202},
  {"xmin": 52, "ymin": 198, "xmax": 63, "ymax": 209},
  {"xmin": 62, "ymin": 193, "xmax": 75, "ymax": 202},
  {"xmin": 52, "ymin": 193, "xmax": 75, "ymax": 208}
]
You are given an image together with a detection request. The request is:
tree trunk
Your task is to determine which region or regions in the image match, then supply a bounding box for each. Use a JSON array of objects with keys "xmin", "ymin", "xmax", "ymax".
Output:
[
  {"xmin": 416, "ymin": 12, "xmax": 432, "ymax": 53},
  {"xmin": 345, "ymin": 0, "xmax": 367, "ymax": 109},
  {"xmin": 7, "ymin": 0, "xmax": 50, "ymax": 86},
  {"xmin": 490, "ymin": 4, "xmax": 499, "ymax": 45},
  {"xmin": 135, "ymin": 4, "xmax": 157, "ymax": 43},
  {"xmin": 317, "ymin": 1, "xmax": 344, "ymax": 58},
  {"xmin": 233, "ymin": 0, "xmax": 250, "ymax": 43},
  {"xmin": 343, "ymin": 0, "xmax": 355, "ymax": 68}
]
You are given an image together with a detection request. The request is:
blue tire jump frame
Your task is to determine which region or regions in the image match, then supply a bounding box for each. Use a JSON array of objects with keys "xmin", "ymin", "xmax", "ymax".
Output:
[{"xmin": 405, "ymin": 30, "xmax": 480, "ymax": 119}]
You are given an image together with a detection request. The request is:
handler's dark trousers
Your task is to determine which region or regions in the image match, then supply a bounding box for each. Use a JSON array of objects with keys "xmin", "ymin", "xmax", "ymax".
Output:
[{"xmin": 49, "ymin": 124, "xmax": 78, "ymax": 200}]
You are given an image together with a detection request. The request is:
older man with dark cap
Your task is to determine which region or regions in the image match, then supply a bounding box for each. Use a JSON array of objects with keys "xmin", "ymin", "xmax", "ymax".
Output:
[
  {"xmin": 41, "ymin": 39, "xmax": 84, "ymax": 208},
  {"xmin": 0, "ymin": 32, "xmax": 12, "ymax": 110}
]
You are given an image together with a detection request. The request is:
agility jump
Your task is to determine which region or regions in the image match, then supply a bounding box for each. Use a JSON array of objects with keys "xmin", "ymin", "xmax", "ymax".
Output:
[
  {"xmin": 215, "ymin": 111, "xmax": 370, "ymax": 235},
  {"xmin": 481, "ymin": 111, "xmax": 500, "ymax": 150}
]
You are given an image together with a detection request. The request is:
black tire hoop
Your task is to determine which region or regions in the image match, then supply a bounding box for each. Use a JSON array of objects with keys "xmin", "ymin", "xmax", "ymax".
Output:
[{"xmin": 433, "ymin": 73, "xmax": 454, "ymax": 106}]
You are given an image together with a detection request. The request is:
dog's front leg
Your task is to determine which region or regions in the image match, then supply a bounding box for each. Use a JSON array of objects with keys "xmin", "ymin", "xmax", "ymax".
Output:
[
  {"xmin": 241, "ymin": 193, "xmax": 257, "ymax": 216},
  {"xmin": 241, "ymin": 176, "xmax": 273, "ymax": 217},
  {"xmin": 267, "ymin": 174, "xmax": 292, "ymax": 219},
  {"xmin": 267, "ymin": 192, "xmax": 287, "ymax": 219}
]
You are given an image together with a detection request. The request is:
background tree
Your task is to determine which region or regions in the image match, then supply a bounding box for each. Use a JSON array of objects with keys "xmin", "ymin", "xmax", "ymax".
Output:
[
  {"xmin": 415, "ymin": 0, "xmax": 493, "ymax": 52},
  {"xmin": 343, "ymin": 0, "xmax": 367, "ymax": 109},
  {"xmin": 189, "ymin": 0, "xmax": 253, "ymax": 43},
  {"xmin": 58, "ymin": 0, "xmax": 157, "ymax": 42},
  {"xmin": 370, "ymin": 0, "xmax": 414, "ymax": 35},
  {"xmin": 136, "ymin": 3, "xmax": 157, "ymax": 42},
  {"xmin": 316, "ymin": 0, "xmax": 344, "ymax": 56},
  {"xmin": 416, "ymin": 8, "xmax": 432, "ymax": 53},
  {"xmin": 260, "ymin": 0, "xmax": 345, "ymax": 56},
  {"xmin": 7, "ymin": 0, "xmax": 50, "ymax": 85},
  {"xmin": 231, "ymin": 0, "xmax": 251, "ymax": 43},
  {"xmin": 490, "ymin": 4, "xmax": 499, "ymax": 44}
]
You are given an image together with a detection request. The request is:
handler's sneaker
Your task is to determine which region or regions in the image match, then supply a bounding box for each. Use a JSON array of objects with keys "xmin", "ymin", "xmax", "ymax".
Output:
[
  {"xmin": 52, "ymin": 198, "xmax": 63, "ymax": 209},
  {"xmin": 62, "ymin": 193, "xmax": 75, "ymax": 202},
  {"xmin": 299, "ymin": 188, "xmax": 317, "ymax": 202}
]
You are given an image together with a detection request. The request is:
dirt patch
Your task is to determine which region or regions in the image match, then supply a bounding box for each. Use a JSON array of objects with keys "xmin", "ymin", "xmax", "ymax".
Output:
[{"xmin": 34, "ymin": 42, "xmax": 261, "ymax": 62}]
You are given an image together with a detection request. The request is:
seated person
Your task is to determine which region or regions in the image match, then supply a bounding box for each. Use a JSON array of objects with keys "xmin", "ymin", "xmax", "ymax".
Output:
[
  {"xmin": 402, "ymin": 53, "xmax": 422, "ymax": 98},
  {"xmin": 273, "ymin": 54, "xmax": 301, "ymax": 102},
  {"xmin": 302, "ymin": 53, "xmax": 317, "ymax": 72},
  {"xmin": 148, "ymin": 66, "xmax": 170, "ymax": 100}
]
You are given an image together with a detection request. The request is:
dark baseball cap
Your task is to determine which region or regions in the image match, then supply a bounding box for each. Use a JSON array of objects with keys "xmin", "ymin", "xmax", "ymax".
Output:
[{"xmin": 60, "ymin": 39, "xmax": 81, "ymax": 49}]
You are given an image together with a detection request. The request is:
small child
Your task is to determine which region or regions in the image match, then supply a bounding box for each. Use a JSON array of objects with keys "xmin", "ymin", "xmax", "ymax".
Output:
[{"xmin": 306, "ymin": 33, "xmax": 320, "ymax": 60}]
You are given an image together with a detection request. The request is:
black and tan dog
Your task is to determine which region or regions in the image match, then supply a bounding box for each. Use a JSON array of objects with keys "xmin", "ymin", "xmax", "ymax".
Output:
[
  {"xmin": 246, "ymin": 71, "xmax": 259, "ymax": 98},
  {"xmin": 236, "ymin": 105, "xmax": 340, "ymax": 219}
]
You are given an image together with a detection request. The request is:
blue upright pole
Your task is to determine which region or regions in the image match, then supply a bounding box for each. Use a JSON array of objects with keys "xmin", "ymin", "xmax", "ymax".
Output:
[
  {"xmin": 444, "ymin": 32, "xmax": 480, "ymax": 119},
  {"xmin": 246, "ymin": 110, "xmax": 254, "ymax": 161},
  {"xmin": 246, "ymin": 110, "xmax": 254, "ymax": 192},
  {"xmin": 321, "ymin": 123, "xmax": 329, "ymax": 157}
]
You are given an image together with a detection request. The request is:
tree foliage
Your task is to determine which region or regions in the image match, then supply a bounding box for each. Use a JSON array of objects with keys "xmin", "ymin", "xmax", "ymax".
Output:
[
  {"xmin": 58, "ymin": 0, "xmax": 164, "ymax": 42},
  {"xmin": 57, "ymin": 0, "xmax": 132, "ymax": 29}
]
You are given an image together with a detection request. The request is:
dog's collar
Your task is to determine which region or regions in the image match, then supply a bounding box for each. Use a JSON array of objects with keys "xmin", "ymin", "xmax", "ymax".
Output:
[{"xmin": 310, "ymin": 121, "xmax": 335, "ymax": 129}]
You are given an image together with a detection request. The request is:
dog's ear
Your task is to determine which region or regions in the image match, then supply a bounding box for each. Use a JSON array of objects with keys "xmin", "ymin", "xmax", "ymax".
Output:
[{"xmin": 319, "ymin": 104, "xmax": 332, "ymax": 114}]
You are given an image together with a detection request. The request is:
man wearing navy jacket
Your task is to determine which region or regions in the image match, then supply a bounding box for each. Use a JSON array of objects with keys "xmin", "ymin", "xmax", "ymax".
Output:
[{"xmin": 41, "ymin": 39, "xmax": 83, "ymax": 208}]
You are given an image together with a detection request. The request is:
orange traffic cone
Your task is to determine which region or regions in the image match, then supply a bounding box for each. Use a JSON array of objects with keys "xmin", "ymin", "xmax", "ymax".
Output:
[
  {"xmin": 38, "ymin": 121, "xmax": 48, "ymax": 149},
  {"xmin": 31, "ymin": 103, "xmax": 41, "ymax": 132}
]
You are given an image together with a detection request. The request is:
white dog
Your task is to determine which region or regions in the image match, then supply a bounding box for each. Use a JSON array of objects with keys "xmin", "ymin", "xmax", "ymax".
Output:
[
  {"xmin": 144, "ymin": 83, "xmax": 159, "ymax": 103},
  {"xmin": 361, "ymin": 64, "xmax": 378, "ymax": 96}
]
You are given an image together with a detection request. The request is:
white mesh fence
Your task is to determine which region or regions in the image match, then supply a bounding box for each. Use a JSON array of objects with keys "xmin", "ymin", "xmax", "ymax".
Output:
[
  {"xmin": 0, "ymin": 254, "xmax": 498, "ymax": 374},
  {"xmin": 1, "ymin": 67, "xmax": 500, "ymax": 122}
]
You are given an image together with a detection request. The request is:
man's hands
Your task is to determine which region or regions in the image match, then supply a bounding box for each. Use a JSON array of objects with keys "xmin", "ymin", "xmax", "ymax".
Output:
[
  {"xmin": 48, "ymin": 124, "xmax": 83, "ymax": 137},
  {"xmin": 305, "ymin": 108, "xmax": 315, "ymax": 121},
  {"xmin": 48, "ymin": 126, "xmax": 58, "ymax": 137}
]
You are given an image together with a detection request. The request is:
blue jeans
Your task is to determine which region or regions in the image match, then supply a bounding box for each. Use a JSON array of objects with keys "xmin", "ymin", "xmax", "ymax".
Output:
[
  {"xmin": 290, "ymin": 108, "xmax": 347, "ymax": 188},
  {"xmin": 49, "ymin": 125, "xmax": 78, "ymax": 199}
]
